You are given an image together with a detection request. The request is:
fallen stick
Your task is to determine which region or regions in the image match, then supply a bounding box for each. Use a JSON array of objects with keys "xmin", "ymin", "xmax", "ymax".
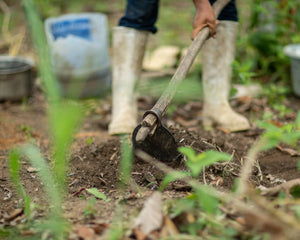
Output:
[{"xmin": 261, "ymin": 178, "xmax": 300, "ymax": 197}]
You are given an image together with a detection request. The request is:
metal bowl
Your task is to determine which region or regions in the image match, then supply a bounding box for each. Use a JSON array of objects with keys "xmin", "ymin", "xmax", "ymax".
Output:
[{"xmin": 0, "ymin": 55, "xmax": 35, "ymax": 101}]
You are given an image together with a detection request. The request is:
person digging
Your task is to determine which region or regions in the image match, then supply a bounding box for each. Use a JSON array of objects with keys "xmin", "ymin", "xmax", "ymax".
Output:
[{"xmin": 108, "ymin": 0, "xmax": 250, "ymax": 136}]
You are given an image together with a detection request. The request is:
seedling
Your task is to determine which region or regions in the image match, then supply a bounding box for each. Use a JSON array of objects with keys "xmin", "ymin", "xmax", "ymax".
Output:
[
  {"xmin": 179, "ymin": 147, "xmax": 232, "ymax": 178},
  {"xmin": 19, "ymin": 124, "xmax": 33, "ymax": 139},
  {"xmin": 8, "ymin": 150, "xmax": 32, "ymax": 219},
  {"xmin": 6, "ymin": 1, "xmax": 82, "ymax": 239},
  {"xmin": 84, "ymin": 197, "xmax": 97, "ymax": 219},
  {"xmin": 86, "ymin": 137, "xmax": 94, "ymax": 146}
]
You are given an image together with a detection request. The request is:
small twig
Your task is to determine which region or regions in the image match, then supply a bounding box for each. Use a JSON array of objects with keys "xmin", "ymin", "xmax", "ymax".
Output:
[
  {"xmin": 98, "ymin": 177, "xmax": 108, "ymax": 185},
  {"xmin": 255, "ymin": 159, "xmax": 263, "ymax": 181},
  {"xmin": 202, "ymin": 167, "xmax": 207, "ymax": 185},
  {"xmin": 276, "ymin": 145, "xmax": 300, "ymax": 157},
  {"xmin": 237, "ymin": 138, "xmax": 266, "ymax": 195},
  {"xmin": 261, "ymin": 178, "xmax": 300, "ymax": 197}
]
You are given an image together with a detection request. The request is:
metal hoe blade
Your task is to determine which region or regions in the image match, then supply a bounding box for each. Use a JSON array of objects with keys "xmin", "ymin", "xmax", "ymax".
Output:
[{"xmin": 132, "ymin": 123, "xmax": 179, "ymax": 162}]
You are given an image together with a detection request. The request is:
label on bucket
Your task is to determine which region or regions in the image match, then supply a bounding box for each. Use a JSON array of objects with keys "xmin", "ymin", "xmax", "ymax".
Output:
[{"xmin": 50, "ymin": 18, "xmax": 92, "ymax": 41}]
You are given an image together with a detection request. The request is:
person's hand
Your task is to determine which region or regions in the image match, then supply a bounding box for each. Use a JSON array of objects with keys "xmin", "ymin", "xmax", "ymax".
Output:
[{"xmin": 192, "ymin": 0, "xmax": 219, "ymax": 40}]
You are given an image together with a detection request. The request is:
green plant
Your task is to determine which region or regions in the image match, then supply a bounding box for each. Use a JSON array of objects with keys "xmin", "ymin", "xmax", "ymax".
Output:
[
  {"xmin": 232, "ymin": 59, "xmax": 257, "ymax": 84},
  {"xmin": 236, "ymin": 0, "xmax": 300, "ymax": 85},
  {"xmin": 6, "ymin": 1, "xmax": 84, "ymax": 239},
  {"xmin": 83, "ymin": 197, "xmax": 97, "ymax": 219},
  {"xmin": 160, "ymin": 148, "xmax": 231, "ymax": 217},
  {"xmin": 263, "ymin": 83, "xmax": 291, "ymax": 105},
  {"xmin": 273, "ymin": 103, "xmax": 293, "ymax": 118},
  {"xmin": 179, "ymin": 147, "xmax": 232, "ymax": 178},
  {"xmin": 238, "ymin": 111, "xmax": 300, "ymax": 194},
  {"xmin": 85, "ymin": 137, "xmax": 94, "ymax": 146},
  {"xmin": 8, "ymin": 150, "xmax": 32, "ymax": 219},
  {"xmin": 19, "ymin": 124, "xmax": 33, "ymax": 139}
]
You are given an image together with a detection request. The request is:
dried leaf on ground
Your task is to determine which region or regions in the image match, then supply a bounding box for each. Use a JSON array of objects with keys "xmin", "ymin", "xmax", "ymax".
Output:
[
  {"xmin": 133, "ymin": 191, "xmax": 164, "ymax": 236},
  {"xmin": 160, "ymin": 216, "xmax": 179, "ymax": 237},
  {"xmin": 4, "ymin": 208, "xmax": 23, "ymax": 222},
  {"xmin": 276, "ymin": 145, "xmax": 300, "ymax": 157},
  {"xmin": 77, "ymin": 225, "xmax": 95, "ymax": 240}
]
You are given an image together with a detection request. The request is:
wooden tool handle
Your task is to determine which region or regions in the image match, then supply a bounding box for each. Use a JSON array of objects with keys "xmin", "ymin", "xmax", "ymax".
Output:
[{"xmin": 135, "ymin": 0, "xmax": 231, "ymax": 142}]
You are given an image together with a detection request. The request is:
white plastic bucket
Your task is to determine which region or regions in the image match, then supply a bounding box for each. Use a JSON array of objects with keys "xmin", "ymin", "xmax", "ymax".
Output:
[
  {"xmin": 45, "ymin": 13, "xmax": 111, "ymax": 98},
  {"xmin": 283, "ymin": 44, "xmax": 300, "ymax": 97}
]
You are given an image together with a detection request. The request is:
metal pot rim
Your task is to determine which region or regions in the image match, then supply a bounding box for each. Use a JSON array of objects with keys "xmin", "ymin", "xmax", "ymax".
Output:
[{"xmin": 0, "ymin": 55, "xmax": 35, "ymax": 75}]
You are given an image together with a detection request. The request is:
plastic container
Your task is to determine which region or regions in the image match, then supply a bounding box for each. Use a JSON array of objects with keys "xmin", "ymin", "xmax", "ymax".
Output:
[
  {"xmin": 283, "ymin": 44, "xmax": 300, "ymax": 97},
  {"xmin": 45, "ymin": 13, "xmax": 111, "ymax": 98},
  {"xmin": 0, "ymin": 55, "xmax": 34, "ymax": 101}
]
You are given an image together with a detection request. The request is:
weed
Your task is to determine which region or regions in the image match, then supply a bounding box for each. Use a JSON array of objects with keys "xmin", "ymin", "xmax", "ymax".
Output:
[
  {"xmin": 85, "ymin": 137, "xmax": 94, "ymax": 146},
  {"xmin": 8, "ymin": 150, "xmax": 32, "ymax": 219},
  {"xmin": 232, "ymin": 59, "xmax": 257, "ymax": 85},
  {"xmin": 263, "ymin": 83, "xmax": 291, "ymax": 105},
  {"xmin": 83, "ymin": 197, "xmax": 97, "ymax": 219},
  {"xmin": 179, "ymin": 147, "xmax": 232, "ymax": 178},
  {"xmin": 19, "ymin": 124, "xmax": 33, "ymax": 139},
  {"xmin": 6, "ymin": 0, "xmax": 83, "ymax": 239}
]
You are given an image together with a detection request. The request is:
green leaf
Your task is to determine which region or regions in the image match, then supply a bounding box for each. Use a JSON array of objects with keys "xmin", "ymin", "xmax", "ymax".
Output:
[
  {"xmin": 21, "ymin": 144, "xmax": 61, "ymax": 208},
  {"xmin": 196, "ymin": 151, "xmax": 232, "ymax": 168},
  {"xmin": 195, "ymin": 186, "xmax": 219, "ymax": 214},
  {"xmin": 170, "ymin": 197, "xmax": 197, "ymax": 217},
  {"xmin": 86, "ymin": 188, "xmax": 110, "ymax": 202},
  {"xmin": 86, "ymin": 137, "xmax": 94, "ymax": 146},
  {"xmin": 259, "ymin": 136, "xmax": 280, "ymax": 151},
  {"xmin": 290, "ymin": 185, "xmax": 300, "ymax": 199},
  {"xmin": 49, "ymin": 102, "xmax": 84, "ymax": 185},
  {"xmin": 8, "ymin": 149, "xmax": 32, "ymax": 219},
  {"xmin": 0, "ymin": 229, "xmax": 10, "ymax": 237},
  {"xmin": 281, "ymin": 132, "xmax": 300, "ymax": 146},
  {"xmin": 178, "ymin": 146, "xmax": 197, "ymax": 161},
  {"xmin": 160, "ymin": 171, "xmax": 191, "ymax": 191},
  {"xmin": 183, "ymin": 150, "xmax": 232, "ymax": 177}
]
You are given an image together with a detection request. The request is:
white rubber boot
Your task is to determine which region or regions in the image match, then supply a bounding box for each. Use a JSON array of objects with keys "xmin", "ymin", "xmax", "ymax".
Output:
[
  {"xmin": 202, "ymin": 21, "xmax": 250, "ymax": 132},
  {"xmin": 109, "ymin": 27, "xmax": 148, "ymax": 135}
]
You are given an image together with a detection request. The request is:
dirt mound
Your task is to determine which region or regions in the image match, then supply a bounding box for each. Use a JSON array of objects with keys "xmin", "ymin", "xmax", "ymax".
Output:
[{"xmin": 67, "ymin": 124, "xmax": 300, "ymax": 197}]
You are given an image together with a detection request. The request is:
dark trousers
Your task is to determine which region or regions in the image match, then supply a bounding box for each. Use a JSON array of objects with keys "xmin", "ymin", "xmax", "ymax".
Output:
[{"xmin": 119, "ymin": 0, "xmax": 238, "ymax": 33}]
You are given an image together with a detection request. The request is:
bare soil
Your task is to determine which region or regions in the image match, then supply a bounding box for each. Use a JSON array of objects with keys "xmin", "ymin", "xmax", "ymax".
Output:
[{"xmin": 0, "ymin": 85, "xmax": 299, "ymax": 239}]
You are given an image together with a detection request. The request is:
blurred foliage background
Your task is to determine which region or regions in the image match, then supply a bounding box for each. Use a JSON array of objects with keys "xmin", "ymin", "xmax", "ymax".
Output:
[{"xmin": 1, "ymin": 0, "xmax": 300, "ymax": 87}]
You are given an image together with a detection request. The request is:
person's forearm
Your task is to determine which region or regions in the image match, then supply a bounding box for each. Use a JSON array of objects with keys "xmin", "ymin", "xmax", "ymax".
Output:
[{"xmin": 193, "ymin": 0, "xmax": 211, "ymax": 9}]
